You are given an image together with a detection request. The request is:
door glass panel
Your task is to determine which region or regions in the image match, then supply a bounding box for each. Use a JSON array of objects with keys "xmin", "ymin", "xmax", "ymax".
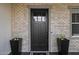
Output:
[
  {"xmin": 38, "ymin": 16, "xmax": 41, "ymax": 22},
  {"xmin": 34, "ymin": 16, "xmax": 46, "ymax": 22},
  {"xmin": 42, "ymin": 16, "xmax": 46, "ymax": 22},
  {"xmin": 33, "ymin": 16, "xmax": 38, "ymax": 21}
]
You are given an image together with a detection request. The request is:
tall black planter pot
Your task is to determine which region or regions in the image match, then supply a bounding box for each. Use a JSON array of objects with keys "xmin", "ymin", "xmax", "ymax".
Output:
[
  {"xmin": 57, "ymin": 38, "xmax": 69, "ymax": 55},
  {"xmin": 10, "ymin": 38, "xmax": 22, "ymax": 55}
]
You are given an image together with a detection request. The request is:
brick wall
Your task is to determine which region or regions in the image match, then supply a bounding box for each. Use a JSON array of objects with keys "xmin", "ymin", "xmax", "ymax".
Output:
[
  {"xmin": 12, "ymin": 4, "xmax": 30, "ymax": 52},
  {"xmin": 12, "ymin": 3, "xmax": 79, "ymax": 52},
  {"xmin": 50, "ymin": 4, "xmax": 71, "ymax": 52}
]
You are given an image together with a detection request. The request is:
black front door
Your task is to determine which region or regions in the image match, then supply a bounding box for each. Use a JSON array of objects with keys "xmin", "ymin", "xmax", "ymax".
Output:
[{"xmin": 31, "ymin": 9, "xmax": 49, "ymax": 51}]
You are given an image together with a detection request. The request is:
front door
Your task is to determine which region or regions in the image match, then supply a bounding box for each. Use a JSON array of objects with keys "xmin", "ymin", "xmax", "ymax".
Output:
[{"xmin": 31, "ymin": 9, "xmax": 49, "ymax": 51}]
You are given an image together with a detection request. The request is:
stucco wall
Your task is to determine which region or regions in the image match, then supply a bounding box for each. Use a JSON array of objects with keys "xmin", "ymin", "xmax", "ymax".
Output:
[
  {"xmin": 12, "ymin": 3, "xmax": 79, "ymax": 52},
  {"xmin": 0, "ymin": 4, "xmax": 11, "ymax": 54}
]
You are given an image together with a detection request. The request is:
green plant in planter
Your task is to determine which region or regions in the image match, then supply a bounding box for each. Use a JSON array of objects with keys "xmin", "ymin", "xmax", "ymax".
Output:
[
  {"xmin": 57, "ymin": 33, "xmax": 69, "ymax": 55},
  {"xmin": 58, "ymin": 33, "xmax": 65, "ymax": 40}
]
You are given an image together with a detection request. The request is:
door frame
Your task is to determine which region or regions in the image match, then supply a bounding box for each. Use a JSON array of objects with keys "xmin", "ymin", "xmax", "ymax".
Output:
[{"xmin": 27, "ymin": 5, "xmax": 52, "ymax": 53}]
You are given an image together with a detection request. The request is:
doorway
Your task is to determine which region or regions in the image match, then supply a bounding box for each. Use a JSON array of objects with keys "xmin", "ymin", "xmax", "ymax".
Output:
[{"xmin": 31, "ymin": 9, "xmax": 49, "ymax": 51}]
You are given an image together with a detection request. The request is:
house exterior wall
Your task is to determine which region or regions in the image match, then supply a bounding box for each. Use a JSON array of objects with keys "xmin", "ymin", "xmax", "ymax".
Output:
[
  {"xmin": 11, "ymin": 3, "xmax": 79, "ymax": 52},
  {"xmin": 0, "ymin": 4, "xmax": 11, "ymax": 54},
  {"xmin": 12, "ymin": 4, "xmax": 30, "ymax": 52},
  {"xmin": 50, "ymin": 4, "xmax": 71, "ymax": 52}
]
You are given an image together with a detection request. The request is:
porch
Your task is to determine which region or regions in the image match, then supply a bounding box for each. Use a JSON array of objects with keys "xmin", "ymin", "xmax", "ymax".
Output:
[{"xmin": 0, "ymin": 3, "xmax": 79, "ymax": 55}]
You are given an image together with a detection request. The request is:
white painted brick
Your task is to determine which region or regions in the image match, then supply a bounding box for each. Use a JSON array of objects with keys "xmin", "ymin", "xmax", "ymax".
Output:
[{"xmin": 11, "ymin": 3, "xmax": 79, "ymax": 52}]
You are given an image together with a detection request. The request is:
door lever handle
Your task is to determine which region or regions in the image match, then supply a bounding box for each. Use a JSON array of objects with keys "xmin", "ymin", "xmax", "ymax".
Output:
[{"xmin": 50, "ymin": 32, "xmax": 53, "ymax": 33}]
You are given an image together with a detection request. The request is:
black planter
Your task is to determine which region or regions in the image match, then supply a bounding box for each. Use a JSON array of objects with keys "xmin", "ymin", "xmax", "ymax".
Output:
[
  {"xmin": 57, "ymin": 38, "xmax": 69, "ymax": 55},
  {"xmin": 10, "ymin": 38, "xmax": 22, "ymax": 55}
]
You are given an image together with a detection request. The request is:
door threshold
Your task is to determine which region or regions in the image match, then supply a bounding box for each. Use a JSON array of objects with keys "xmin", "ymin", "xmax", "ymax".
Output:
[{"xmin": 30, "ymin": 51, "xmax": 49, "ymax": 55}]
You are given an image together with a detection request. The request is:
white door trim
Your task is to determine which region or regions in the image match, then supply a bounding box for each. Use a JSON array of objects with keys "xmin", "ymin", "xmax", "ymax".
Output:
[{"xmin": 26, "ymin": 4, "xmax": 52, "ymax": 53}]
